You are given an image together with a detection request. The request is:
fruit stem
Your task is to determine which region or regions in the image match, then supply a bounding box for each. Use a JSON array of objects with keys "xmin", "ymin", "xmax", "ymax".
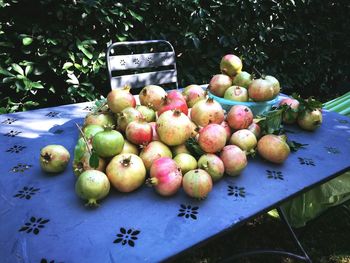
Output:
[
  {"xmin": 145, "ymin": 177, "xmax": 158, "ymax": 186},
  {"xmin": 85, "ymin": 199, "xmax": 99, "ymax": 207},
  {"xmin": 121, "ymin": 156, "xmax": 132, "ymax": 167},
  {"xmin": 75, "ymin": 122, "xmax": 92, "ymax": 156},
  {"xmin": 253, "ymin": 66, "xmax": 263, "ymax": 78}
]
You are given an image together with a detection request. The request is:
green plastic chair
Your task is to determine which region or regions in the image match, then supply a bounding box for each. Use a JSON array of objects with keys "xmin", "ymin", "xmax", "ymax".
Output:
[{"xmin": 271, "ymin": 92, "xmax": 350, "ymax": 228}]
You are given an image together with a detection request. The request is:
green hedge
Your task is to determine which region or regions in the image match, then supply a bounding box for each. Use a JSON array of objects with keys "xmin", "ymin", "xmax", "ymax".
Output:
[{"xmin": 1, "ymin": 0, "xmax": 349, "ymax": 113}]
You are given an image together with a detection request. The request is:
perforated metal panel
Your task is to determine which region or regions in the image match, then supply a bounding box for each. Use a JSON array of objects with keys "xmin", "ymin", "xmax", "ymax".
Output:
[{"xmin": 106, "ymin": 40, "xmax": 178, "ymax": 90}]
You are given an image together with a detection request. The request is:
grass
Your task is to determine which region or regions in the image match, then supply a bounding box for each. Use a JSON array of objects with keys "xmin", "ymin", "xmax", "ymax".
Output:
[{"xmin": 173, "ymin": 200, "xmax": 350, "ymax": 263}]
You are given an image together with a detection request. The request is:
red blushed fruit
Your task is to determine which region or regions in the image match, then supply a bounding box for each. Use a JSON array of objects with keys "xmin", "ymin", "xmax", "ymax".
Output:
[
  {"xmin": 226, "ymin": 105, "xmax": 253, "ymax": 130},
  {"xmin": 148, "ymin": 157, "xmax": 183, "ymax": 196},
  {"xmin": 125, "ymin": 121, "xmax": 153, "ymax": 146},
  {"xmin": 157, "ymin": 97, "xmax": 188, "ymax": 117},
  {"xmin": 279, "ymin": 98, "xmax": 300, "ymax": 124},
  {"xmin": 220, "ymin": 145, "xmax": 247, "ymax": 176},
  {"xmin": 167, "ymin": 90, "xmax": 186, "ymax": 103},
  {"xmin": 208, "ymin": 74, "xmax": 233, "ymax": 97},
  {"xmin": 198, "ymin": 124, "xmax": 227, "ymax": 153}
]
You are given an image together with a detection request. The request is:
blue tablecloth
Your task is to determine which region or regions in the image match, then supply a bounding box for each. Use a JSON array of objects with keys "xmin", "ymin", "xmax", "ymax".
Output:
[{"xmin": 0, "ymin": 102, "xmax": 349, "ymax": 262}]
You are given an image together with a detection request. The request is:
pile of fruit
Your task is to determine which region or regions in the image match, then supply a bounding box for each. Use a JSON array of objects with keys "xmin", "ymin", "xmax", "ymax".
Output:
[{"xmin": 39, "ymin": 53, "xmax": 323, "ymax": 207}]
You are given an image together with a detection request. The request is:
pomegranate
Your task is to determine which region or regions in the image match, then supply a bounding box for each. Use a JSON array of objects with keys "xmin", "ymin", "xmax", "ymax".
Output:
[
  {"xmin": 139, "ymin": 141, "xmax": 172, "ymax": 171},
  {"xmin": 156, "ymin": 110, "xmax": 193, "ymax": 146},
  {"xmin": 148, "ymin": 157, "xmax": 182, "ymax": 196},
  {"xmin": 171, "ymin": 144, "xmax": 191, "ymax": 156},
  {"xmin": 75, "ymin": 170, "xmax": 110, "ymax": 207},
  {"xmin": 167, "ymin": 90, "xmax": 186, "ymax": 103},
  {"xmin": 191, "ymin": 98, "xmax": 225, "ymax": 127},
  {"xmin": 139, "ymin": 85, "xmax": 167, "ymax": 110},
  {"xmin": 208, "ymin": 74, "xmax": 232, "ymax": 97},
  {"xmin": 198, "ymin": 124, "xmax": 227, "ymax": 153},
  {"xmin": 40, "ymin": 145, "xmax": 70, "ymax": 173},
  {"xmin": 136, "ymin": 105, "xmax": 156, "ymax": 122},
  {"xmin": 257, "ymin": 134, "xmax": 290, "ymax": 163},
  {"xmin": 220, "ymin": 145, "xmax": 247, "ymax": 176},
  {"xmin": 221, "ymin": 121, "xmax": 232, "ymax": 142},
  {"xmin": 232, "ymin": 71, "xmax": 253, "ymax": 88},
  {"xmin": 106, "ymin": 153, "xmax": 146, "ymax": 192},
  {"xmin": 279, "ymin": 98, "xmax": 300, "ymax": 124},
  {"xmin": 229, "ymin": 129, "xmax": 257, "ymax": 154},
  {"xmin": 298, "ymin": 109, "xmax": 322, "ymax": 131},
  {"xmin": 265, "ymin": 75, "xmax": 280, "ymax": 97},
  {"xmin": 197, "ymin": 154, "xmax": 225, "ymax": 182},
  {"xmin": 248, "ymin": 78, "xmax": 275, "ymax": 102},
  {"xmin": 92, "ymin": 129, "xmax": 124, "ymax": 158},
  {"xmin": 220, "ymin": 54, "xmax": 243, "ymax": 77},
  {"xmin": 125, "ymin": 120, "xmax": 153, "ymax": 146},
  {"xmin": 120, "ymin": 140, "xmax": 139, "ymax": 155},
  {"xmin": 224, "ymin": 86, "xmax": 248, "ymax": 102},
  {"xmin": 117, "ymin": 107, "xmax": 143, "ymax": 132},
  {"xmin": 226, "ymin": 105, "xmax": 254, "ymax": 130},
  {"xmin": 84, "ymin": 112, "xmax": 115, "ymax": 129},
  {"xmin": 149, "ymin": 122, "xmax": 159, "ymax": 141},
  {"xmin": 173, "ymin": 153, "xmax": 197, "ymax": 174},
  {"xmin": 107, "ymin": 86, "xmax": 136, "ymax": 113},
  {"xmin": 82, "ymin": 124, "xmax": 104, "ymax": 142},
  {"xmin": 247, "ymin": 122, "xmax": 261, "ymax": 139},
  {"xmin": 157, "ymin": 96, "xmax": 188, "ymax": 117},
  {"xmin": 183, "ymin": 169, "xmax": 213, "ymax": 199},
  {"xmin": 182, "ymin": 84, "xmax": 206, "ymax": 108}
]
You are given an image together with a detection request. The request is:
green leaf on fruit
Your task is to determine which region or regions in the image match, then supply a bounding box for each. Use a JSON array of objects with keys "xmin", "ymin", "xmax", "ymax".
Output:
[
  {"xmin": 185, "ymin": 137, "xmax": 204, "ymax": 159},
  {"xmin": 292, "ymin": 93, "xmax": 322, "ymax": 113},
  {"xmin": 89, "ymin": 150, "xmax": 99, "ymax": 168},
  {"xmin": 287, "ymin": 140, "xmax": 308, "ymax": 152},
  {"xmin": 256, "ymin": 107, "xmax": 284, "ymax": 135}
]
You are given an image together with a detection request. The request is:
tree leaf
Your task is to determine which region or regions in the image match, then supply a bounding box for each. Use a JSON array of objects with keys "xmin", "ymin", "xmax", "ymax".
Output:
[
  {"xmin": 11, "ymin": 64, "xmax": 24, "ymax": 75},
  {"xmin": 62, "ymin": 62, "xmax": 74, "ymax": 70},
  {"xmin": 32, "ymin": 82, "xmax": 44, "ymax": 89},
  {"xmin": 22, "ymin": 37, "xmax": 33, "ymax": 46}
]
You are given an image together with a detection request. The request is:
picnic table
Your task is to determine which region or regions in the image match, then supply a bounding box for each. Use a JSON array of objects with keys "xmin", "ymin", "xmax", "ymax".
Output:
[{"xmin": 0, "ymin": 99, "xmax": 349, "ymax": 262}]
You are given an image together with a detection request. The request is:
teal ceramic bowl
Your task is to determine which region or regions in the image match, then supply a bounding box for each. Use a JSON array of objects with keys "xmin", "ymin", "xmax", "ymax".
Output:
[{"xmin": 208, "ymin": 91, "xmax": 280, "ymax": 116}]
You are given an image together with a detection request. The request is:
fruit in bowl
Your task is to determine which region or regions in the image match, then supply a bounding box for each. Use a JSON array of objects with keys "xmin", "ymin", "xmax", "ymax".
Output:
[{"xmin": 208, "ymin": 91, "xmax": 280, "ymax": 116}]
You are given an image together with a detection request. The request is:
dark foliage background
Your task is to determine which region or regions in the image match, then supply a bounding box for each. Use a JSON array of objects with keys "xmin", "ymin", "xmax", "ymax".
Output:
[{"xmin": 1, "ymin": 0, "xmax": 349, "ymax": 113}]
